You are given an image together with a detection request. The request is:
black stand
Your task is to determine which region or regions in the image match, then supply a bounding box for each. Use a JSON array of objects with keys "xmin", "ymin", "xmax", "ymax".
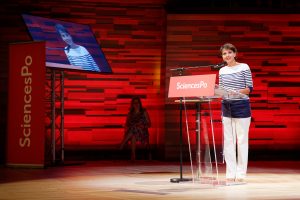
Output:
[
  {"xmin": 170, "ymin": 97, "xmax": 193, "ymax": 183},
  {"xmin": 195, "ymin": 102, "xmax": 201, "ymax": 179},
  {"xmin": 169, "ymin": 67, "xmax": 193, "ymax": 183}
]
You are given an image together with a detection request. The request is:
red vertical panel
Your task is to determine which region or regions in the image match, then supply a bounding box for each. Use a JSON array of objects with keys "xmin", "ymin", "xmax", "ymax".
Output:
[{"xmin": 7, "ymin": 42, "xmax": 45, "ymax": 167}]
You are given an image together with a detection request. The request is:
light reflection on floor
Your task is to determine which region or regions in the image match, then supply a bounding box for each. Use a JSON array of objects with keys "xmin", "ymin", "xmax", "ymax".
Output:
[{"xmin": 0, "ymin": 161, "xmax": 299, "ymax": 200}]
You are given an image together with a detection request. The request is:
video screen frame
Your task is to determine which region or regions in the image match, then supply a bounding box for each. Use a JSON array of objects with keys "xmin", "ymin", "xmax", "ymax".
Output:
[{"xmin": 22, "ymin": 14, "xmax": 112, "ymax": 73}]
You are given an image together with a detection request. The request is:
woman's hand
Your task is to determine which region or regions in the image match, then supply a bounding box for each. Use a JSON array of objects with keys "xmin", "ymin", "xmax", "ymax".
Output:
[{"xmin": 239, "ymin": 87, "xmax": 250, "ymax": 95}]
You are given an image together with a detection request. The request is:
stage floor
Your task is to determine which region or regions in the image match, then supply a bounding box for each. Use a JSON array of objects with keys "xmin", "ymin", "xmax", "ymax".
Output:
[{"xmin": 0, "ymin": 160, "xmax": 300, "ymax": 200}]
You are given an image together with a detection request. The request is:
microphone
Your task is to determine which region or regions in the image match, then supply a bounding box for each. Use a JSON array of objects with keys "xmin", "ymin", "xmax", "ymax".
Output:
[
  {"xmin": 169, "ymin": 67, "xmax": 185, "ymax": 71},
  {"xmin": 209, "ymin": 62, "xmax": 227, "ymax": 69}
]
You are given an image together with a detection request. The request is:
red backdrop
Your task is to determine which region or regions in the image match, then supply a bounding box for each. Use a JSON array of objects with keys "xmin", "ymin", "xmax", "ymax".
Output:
[
  {"xmin": 1, "ymin": 1, "xmax": 300, "ymax": 161},
  {"xmin": 165, "ymin": 14, "xmax": 300, "ymax": 156}
]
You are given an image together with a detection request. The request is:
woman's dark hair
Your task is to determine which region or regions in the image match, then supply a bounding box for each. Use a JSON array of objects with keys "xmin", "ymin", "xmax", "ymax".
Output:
[
  {"xmin": 220, "ymin": 43, "xmax": 237, "ymax": 56},
  {"xmin": 55, "ymin": 23, "xmax": 71, "ymax": 52},
  {"xmin": 55, "ymin": 24, "xmax": 69, "ymax": 35},
  {"xmin": 129, "ymin": 96, "xmax": 144, "ymax": 113}
]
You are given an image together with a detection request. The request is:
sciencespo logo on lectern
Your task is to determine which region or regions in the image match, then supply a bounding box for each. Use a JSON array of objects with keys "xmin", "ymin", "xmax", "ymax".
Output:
[{"xmin": 176, "ymin": 81, "xmax": 208, "ymax": 90}]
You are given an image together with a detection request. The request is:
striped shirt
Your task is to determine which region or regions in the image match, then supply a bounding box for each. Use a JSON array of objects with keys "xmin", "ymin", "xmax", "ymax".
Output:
[
  {"xmin": 219, "ymin": 63, "xmax": 253, "ymax": 118},
  {"xmin": 65, "ymin": 46, "xmax": 100, "ymax": 72}
]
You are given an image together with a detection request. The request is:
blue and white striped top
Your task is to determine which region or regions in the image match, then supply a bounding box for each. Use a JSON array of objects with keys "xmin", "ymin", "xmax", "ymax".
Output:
[
  {"xmin": 219, "ymin": 63, "xmax": 253, "ymax": 118},
  {"xmin": 65, "ymin": 45, "xmax": 100, "ymax": 72}
]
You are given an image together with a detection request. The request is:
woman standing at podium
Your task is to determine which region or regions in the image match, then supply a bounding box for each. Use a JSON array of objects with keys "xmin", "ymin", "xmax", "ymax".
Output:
[{"xmin": 218, "ymin": 43, "xmax": 253, "ymax": 183}]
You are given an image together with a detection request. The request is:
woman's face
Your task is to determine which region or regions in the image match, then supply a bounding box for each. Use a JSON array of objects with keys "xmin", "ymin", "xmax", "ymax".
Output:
[
  {"xmin": 222, "ymin": 48, "xmax": 236, "ymax": 64},
  {"xmin": 59, "ymin": 31, "xmax": 74, "ymax": 46},
  {"xmin": 132, "ymin": 99, "xmax": 140, "ymax": 111}
]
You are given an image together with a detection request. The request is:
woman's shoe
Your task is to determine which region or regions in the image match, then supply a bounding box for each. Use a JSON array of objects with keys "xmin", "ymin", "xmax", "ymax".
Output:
[{"xmin": 236, "ymin": 178, "xmax": 245, "ymax": 183}]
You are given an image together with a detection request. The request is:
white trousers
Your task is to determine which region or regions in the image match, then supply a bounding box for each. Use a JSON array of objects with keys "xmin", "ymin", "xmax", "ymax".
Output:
[{"xmin": 223, "ymin": 117, "xmax": 251, "ymax": 179}]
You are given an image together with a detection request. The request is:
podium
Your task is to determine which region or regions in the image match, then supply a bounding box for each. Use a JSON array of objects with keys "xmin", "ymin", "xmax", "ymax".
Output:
[{"xmin": 168, "ymin": 72, "xmax": 247, "ymax": 184}]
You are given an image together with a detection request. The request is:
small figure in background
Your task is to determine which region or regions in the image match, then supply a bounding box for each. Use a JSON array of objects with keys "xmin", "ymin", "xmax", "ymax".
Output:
[{"xmin": 120, "ymin": 97, "xmax": 151, "ymax": 161}]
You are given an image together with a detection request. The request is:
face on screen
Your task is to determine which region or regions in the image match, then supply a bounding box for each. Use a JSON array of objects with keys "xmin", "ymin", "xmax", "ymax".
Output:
[
  {"xmin": 59, "ymin": 31, "xmax": 74, "ymax": 46},
  {"xmin": 22, "ymin": 14, "xmax": 112, "ymax": 73}
]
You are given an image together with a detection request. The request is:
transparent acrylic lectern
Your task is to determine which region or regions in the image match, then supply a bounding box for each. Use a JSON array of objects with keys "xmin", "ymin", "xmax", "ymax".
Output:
[{"xmin": 173, "ymin": 84, "xmax": 248, "ymax": 185}]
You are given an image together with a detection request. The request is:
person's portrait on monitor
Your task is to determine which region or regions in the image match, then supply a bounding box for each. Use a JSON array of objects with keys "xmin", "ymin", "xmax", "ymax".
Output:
[
  {"xmin": 55, "ymin": 24, "xmax": 99, "ymax": 72},
  {"xmin": 22, "ymin": 14, "xmax": 112, "ymax": 73}
]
